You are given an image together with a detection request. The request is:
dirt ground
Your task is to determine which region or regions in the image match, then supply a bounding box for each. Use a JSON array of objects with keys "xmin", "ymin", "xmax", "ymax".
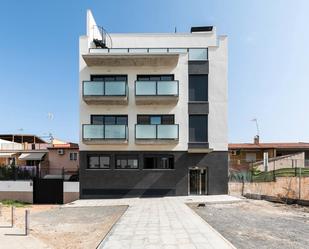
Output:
[
  {"xmin": 0, "ymin": 204, "xmax": 127, "ymax": 249},
  {"xmin": 30, "ymin": 205, "xmax": 127, "ymax": 249},
  {"xmin": 189, "ymin": 200, "xmax": 309, "ymax": 249},
  {"xmin": 0, "ymin": 204, "xmax": 57, "ymax": 227}
]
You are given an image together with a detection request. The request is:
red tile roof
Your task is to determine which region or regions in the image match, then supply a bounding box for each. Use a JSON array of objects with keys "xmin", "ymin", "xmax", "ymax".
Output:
[{"xmin": 229, "ymin": 142, "xmax": 309, "ymax": 150}]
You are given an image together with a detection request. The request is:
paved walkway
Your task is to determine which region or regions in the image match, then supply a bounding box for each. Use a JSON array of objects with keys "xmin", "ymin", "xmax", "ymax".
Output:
[{"xmin": 68, "ymin": 195, "xmax": 241, "ymax": 249}]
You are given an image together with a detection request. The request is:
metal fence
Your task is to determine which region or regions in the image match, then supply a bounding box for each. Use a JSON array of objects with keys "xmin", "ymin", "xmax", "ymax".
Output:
[
  {"xmin": 229, "ymin": 159, "xmax": 309, "ymax": 183},
  {"xmin": 0, "ymin": 165, "xmax": 79, "ymax": 181}
]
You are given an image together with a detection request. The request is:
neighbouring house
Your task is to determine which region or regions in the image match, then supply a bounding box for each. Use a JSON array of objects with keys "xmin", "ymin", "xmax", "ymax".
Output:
[
  {"xmin": 229, "ymin": 136, "xmax": 309, "ymax": 171},
  {"xmin": 47, "ymin": 139, "xmax": 79, "ymax": 179},
  {"xmin": 79, "ymin": 10, "xmax": 228, "ymax": 198},
  {"xmin": 0, "ymin": 134, "xmax": 49, "ymax": 175},
  {"xmin": 0, "ymin": 134, "xmax": 79, "ymax": 179}
]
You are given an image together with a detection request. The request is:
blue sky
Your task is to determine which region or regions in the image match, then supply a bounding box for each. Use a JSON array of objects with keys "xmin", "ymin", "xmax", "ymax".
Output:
[{"xmin": 0, "ymin": 0, "xmax": 308, "ymax": 143}]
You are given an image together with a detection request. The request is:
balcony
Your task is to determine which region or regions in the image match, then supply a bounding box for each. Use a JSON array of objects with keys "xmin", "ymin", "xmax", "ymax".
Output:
[
  {"xmin": 135, "ymin": 80, "xmax": 179, "ymax": 104},
  {"xmin": 82, "ymin": 81, "xmax": 128, "ymax": 104},
  {"xmin": 82, "ymin": 125, "xmax": 128, "ymax": 144},
  {"xmin": 135, "ymin": 124, "xmax": 179, "ymax": 144},
  {"xmin": 83, "ymin": 48, "xmax": 184, "ymax": 67}
]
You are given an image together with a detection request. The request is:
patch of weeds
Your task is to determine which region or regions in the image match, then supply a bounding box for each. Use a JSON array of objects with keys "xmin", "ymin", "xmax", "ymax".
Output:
[{"xmin": 1, "ymin": 199, "xmax": 30, "ymax": 208}]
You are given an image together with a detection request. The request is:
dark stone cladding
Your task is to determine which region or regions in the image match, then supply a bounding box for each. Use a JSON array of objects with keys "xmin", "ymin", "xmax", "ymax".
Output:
[
  {"xmin": 188, "ymin": 61, "xmax": 209, "ymax": 74},
  {"xmin": 188, "ymin": 142, "xmax": 209, "ymax": 149},
  {"xmin": 79, "ymin": 150, "xmax": 228, "ymax": 199},
  {"xmin": 188, "ymin": 102, "xmax": 209, "ymax": 114}
]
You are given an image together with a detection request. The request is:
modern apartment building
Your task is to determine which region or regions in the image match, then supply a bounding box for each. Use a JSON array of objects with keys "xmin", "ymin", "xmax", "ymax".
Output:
[{"xmin": 79, "ymin": 10, "xmax": 228, "ymax": 198}]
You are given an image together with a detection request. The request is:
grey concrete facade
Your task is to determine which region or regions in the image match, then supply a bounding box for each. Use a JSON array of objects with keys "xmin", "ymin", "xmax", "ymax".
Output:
[{"xmin": 79, "ymin": 151, "xmax": 228, "ymax": 198}]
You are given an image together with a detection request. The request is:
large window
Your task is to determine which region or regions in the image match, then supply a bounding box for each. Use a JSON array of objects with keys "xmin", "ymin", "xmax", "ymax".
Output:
[
  {"xmin": 88, "ymin": 155, "xmax": 110, "ymax": 169},
  {"xmin": 189, "ymin": 115, "xmax": 208, "ymax": 142},
  {"xmin": 189, "ymin": 75, "xmax": 208, "ymax": 101},
  {"xmin": 91, "ymin": 75, "xmax": 127, "ymax": 81},
  {"xmin": 144, "ymin": 155, "xmax": 174, "ymax": 169},
  {"xmin": 137, "ymin": 115, "xmax": 174, "ymax": 125},
  {"xmin": 91, "ymin": 115, "xmax": 128, "ymax": 125},
  {"xmin": 137, "ymin": 75, "xmax": 174, "ymax": 81},
  {"xmin": 116, "ymin": 155, "xmax": 139, "ymax": 169}
]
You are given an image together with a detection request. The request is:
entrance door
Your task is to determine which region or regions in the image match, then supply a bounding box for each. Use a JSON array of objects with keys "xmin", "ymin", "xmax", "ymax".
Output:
[{"xmin": 189, "ymin": 169, "xmax": 207, "ymax": 195}]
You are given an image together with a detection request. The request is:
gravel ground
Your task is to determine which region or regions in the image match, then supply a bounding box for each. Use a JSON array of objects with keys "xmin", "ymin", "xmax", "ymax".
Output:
[
  {"xmin": 30, "ymin": 205, "xmax": 128, "ymax": 249},
  {"xmin": 189, "ymin": 200, "xmax": 309, "ymax": 249}
]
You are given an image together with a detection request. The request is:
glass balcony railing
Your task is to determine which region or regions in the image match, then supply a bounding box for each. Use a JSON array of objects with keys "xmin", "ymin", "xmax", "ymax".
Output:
[
  {"xmin": 135, "ymin": 81, "xmax": 179, "ymax": 96},
  {"xmin": 83, "ymin": 81, "xmax": 127, "ymax": 96},
  {"xmin": 135, "ymin": 124, "xmax": 179, "ymax": 140},
  {"xmin": 83, "ymin": 125, "xmax": 128, "ymax": 140},
  {"xmin": 188, "ymin": 48, "xmax": 208, "ymax": 61},
  {"xmin": 88, "ymin": 48, "xmax": 208, "ymax": 61}
]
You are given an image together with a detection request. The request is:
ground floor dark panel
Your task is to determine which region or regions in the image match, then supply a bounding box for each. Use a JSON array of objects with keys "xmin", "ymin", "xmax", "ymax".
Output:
[{"xmin": 79, "ymin": 151, "xmax": 228, "ymax": 198}]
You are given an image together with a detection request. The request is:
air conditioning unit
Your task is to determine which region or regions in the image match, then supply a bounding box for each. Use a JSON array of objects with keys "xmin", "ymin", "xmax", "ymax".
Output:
[
  {"xmin": 57, "ymin": 149, "xmax": 64, "ymax": 155},
  {"xmin": 231, "ymin": 150, "xmax": 238, "ymax": 156}
]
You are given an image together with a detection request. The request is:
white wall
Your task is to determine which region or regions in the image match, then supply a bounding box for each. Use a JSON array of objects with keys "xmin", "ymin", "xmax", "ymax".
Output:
[
  {"xmin": 63, "ymin": 182, "xmax": 79, "ymax": 193},
  {"xmin": 208, "ymin": 36, "xmax": 228, "ymax": 151},
  {"xmin": 0, "ymin": 181, "xmax": 33, "ymax": 192}
]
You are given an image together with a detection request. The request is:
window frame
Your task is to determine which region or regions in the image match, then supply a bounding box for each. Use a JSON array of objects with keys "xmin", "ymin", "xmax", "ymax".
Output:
[
  {"xmin": 189, "ymin": 74, "xmax": 208, "ymax": 102},
  {"xmin": 143, "ymin": 154, "xmax": 175, "ymax": 170},
  {"xmin": 90, "ymin": 75, "xmax": 127, "ymax": 81},
  {"xmin": 90, "ymin": 115, "xmax": 128, "ymax": 125},
  {"xmin": 137, "ymin": 115, "xmax": 174, "ymax": 125},
  {"xmin": 189, "ymin": 115, "xmax": 208, "ymax": 143},
  {"xmin": 115, "ymin": 155, "xmax": 139, "ymax": 170},
  {"xmin": 87, "ymin": 154, "xmax": 111, "ymax": 169},
  {"xmin": 136, "ymin": 74, "xmax": 174, "ymax": 81},
  {"xmin": 69, "ymin": 152, "xmax": 78, "ymax": 161}
]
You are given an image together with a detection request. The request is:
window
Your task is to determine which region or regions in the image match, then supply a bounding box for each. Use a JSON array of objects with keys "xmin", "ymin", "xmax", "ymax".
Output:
[
  {"xmin": 91, "ymin": 75, "xmax": 127, "ymax": 81},
  {"xmin": 245, "ymin": 153, "xmax": 257, "ymax": 163},
  {"xmin": 137, "ymin": 75, "xmax": 174, "ymax": 81},
  {"xmin": 26, "ymin": 160, "xmax": 39, "ymax": 166},
  {"xmin": 116, "ymin": 155, "xmax": 139, "ymax": 169},
  {"xmin": 69, "ymin": 152, "xmax": 78, "ymax": 161},
  {"xmin": 88, "ymin": 155, "xmax": 110, "ymax": 169},
  {"xmin": 189, "ymin": 75, "xmax": 208, "ymax": 101},
  {"xmin": 91, "ymin": 115, "xmax": 128, "ymax": 125},
  {"xmin": 137, "ymin": 115, "xmax": 174, "ymax": 125},
  {"xmin": 189, "ymin": 115, "xmax": 208, "ymax": 142},
  {"xmin": 144, "ymin": 155, "xmax": 174, "ymax": 169},
  {"xmin": 150, "ymin": 116, "xmax": 161, "ymax": 125}
]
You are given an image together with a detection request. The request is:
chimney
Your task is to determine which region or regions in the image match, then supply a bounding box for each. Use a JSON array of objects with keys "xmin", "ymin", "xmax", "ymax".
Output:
[{"xmin": 254, "ymin": 135, "xmax": 259, "ymax": 144}]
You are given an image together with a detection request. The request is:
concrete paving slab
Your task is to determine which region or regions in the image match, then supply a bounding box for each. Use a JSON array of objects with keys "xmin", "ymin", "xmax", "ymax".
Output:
[{"xmin": 68, "ymin": 195, "xmax": 241, "ymax": 249}]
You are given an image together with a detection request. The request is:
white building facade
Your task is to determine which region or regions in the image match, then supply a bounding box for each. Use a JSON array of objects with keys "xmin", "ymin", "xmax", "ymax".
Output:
[{"xmin": 79, "ymin": 10, "xmax": 228, "ymax": 198}]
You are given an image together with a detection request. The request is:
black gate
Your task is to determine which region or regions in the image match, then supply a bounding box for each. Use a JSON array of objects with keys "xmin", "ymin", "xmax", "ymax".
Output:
[{"xmin": 33, "ymin": 178, "xmax": 63, "ymax": 204}]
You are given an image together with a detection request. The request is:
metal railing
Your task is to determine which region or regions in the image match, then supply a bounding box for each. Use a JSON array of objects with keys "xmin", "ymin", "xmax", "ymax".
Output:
[
  {"xmin": 229, "ymin": 159, "xmax": 309, "ymax": 183},
  {"xmin": 0, "ymin": 166, "xmax": 79, "ymax": 181},
  {"xmin": 0, "ymin": 143, "xmax": 49, "ymax": 151}
]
